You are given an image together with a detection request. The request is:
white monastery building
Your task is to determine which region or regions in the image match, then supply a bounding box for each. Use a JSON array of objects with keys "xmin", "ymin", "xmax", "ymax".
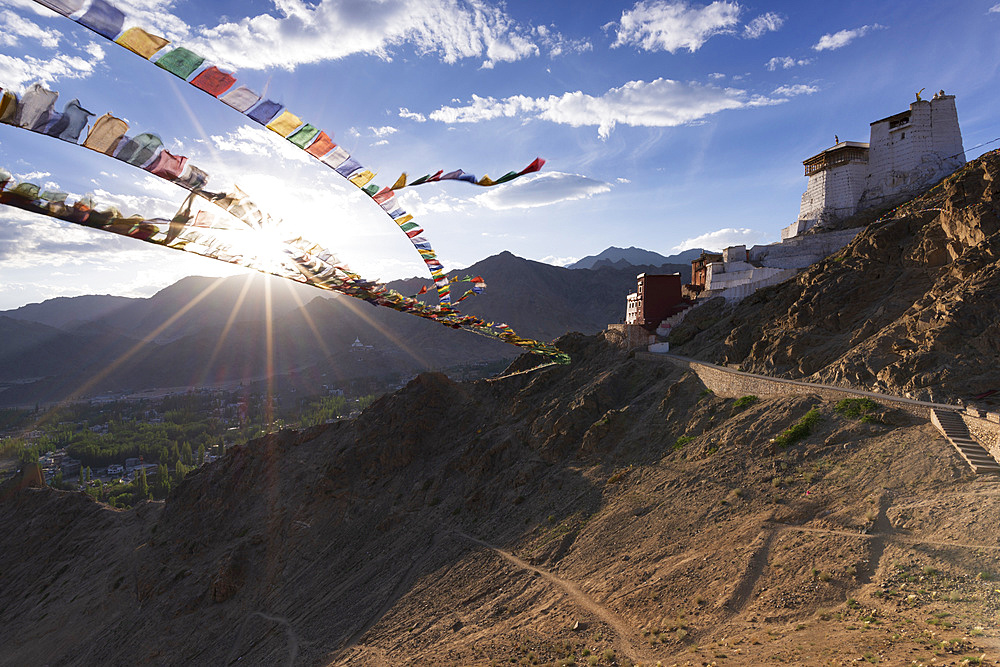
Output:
[
  {"xmin": 698, "ymin": 91, "xmax": 965, "ymax": 303},
  {"xmin": 784, "ymin": 90, "xmax": 965, "ymax": 240}
]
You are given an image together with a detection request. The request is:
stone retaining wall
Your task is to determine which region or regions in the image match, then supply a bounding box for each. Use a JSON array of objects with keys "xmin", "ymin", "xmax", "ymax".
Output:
[
  {"xmin": 963, "ymin": 413, "xmax": 1000, "ymax": 461},
  {"xmin": 637, "ymin": 352, "xmax": 964, "ymax": 419}
]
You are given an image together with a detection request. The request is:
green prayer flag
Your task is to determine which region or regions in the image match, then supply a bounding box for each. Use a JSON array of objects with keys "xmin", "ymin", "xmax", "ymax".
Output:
[
  {"xmin": 287, "ymin": 123, "xmax": 320, "ymax": 149},
  {"xmin": 155, "ymin": 48, "xmax": 205, "ymax": 80}
]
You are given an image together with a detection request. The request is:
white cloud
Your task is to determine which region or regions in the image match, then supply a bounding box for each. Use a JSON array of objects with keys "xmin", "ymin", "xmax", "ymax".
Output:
[
  {"xmin": 611, "ymin": 0, "xmax": 741, "ymax": 53},
  {"xmin": 616, "ymin": 177, "xmax": 631, "ymax": 184},
  {"xmin": 210, "ymin": 124, "xmax": 314, "ymax": 163},
  {"xmin": 17, "ymin": 170, "xmax": 51, "ymax": 181},
  {"xmin": 0, "ymin": 208, "xmax": 152, "ymax": 270},
  {"xmin": 771, "ymin": 84, "xmax": 818, "ymax": 97},
  {"xmin": 0, "ymin": 46, "xmax": 106, "ymax": 91},
  {"xmin": 539, "ymin": 255, "xmax": 579, "ymax": 267},
  {"xmin": 743, "ymin": 12, "xmax": 783, "ymax": 39},
  {"xmin": 534, "ymin": 23, "xmax": 592, "ymax": 58},
  {"xmin": 671, "ymin": 227, "xmax": 764, "ymax": 252},
  {"xmin": 188, "ymin": 0, "xmax": 545, "ymax": 70},
  {"xmin": 989, "ymin": 3, "xmax": 1000, "ymax": 12},
  {"xmin": 0, "ymin": 9, "xmax": 61, "ymax": 48},
  {"xmin": 708, "ymin": 72, "xmax": 725, "ymax": 80},
  {"xmin": 472, "ymin": 172, "xmax": 610, "ymax": 210},
  {"xmin": 369, "ymin": 126, "xmax": 398, "ymax": 138},
  {"xmin": 399, "ymin": 107, "xmax": 427, "ymax": 122},
  {"xmin": 813, "ymin": 24, "xmax": 883, "ymax": 51},
  {"xmin": 399, "ymin": 189, "xmax": 472, "ymax": 217},
  {"xmin": 429, "ymin": 78, "xmax": 785, "ymax": 139},
  {"xmin": 765, "ymin": 55, "xmax": 810, "ymax": 71}
]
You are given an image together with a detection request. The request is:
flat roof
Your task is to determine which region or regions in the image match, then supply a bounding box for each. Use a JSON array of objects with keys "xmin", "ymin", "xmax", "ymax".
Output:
[
  {"xmin": 803, "ymin": 141, "xmax": 869, "ymax": 164},
  {"xmin": 870, "ymin": 109, "xmax": 913, "ymax": 126}
]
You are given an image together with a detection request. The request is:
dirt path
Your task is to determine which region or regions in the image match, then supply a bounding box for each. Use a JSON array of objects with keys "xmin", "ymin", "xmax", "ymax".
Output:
[
  {"xmin": 225, "ymin": 611, "xmax": 300, "ymax": 666},
  {"xmin": 767, "ymin": 521, "xmax": 1000, "ymax": 551},
  {"xmin": 455, "ymin": 530, "xmax": 658, "ymax": 666}
]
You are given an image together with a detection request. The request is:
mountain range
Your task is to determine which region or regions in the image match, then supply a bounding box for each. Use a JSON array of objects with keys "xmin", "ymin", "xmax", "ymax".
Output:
[
  {"xmin": 0, "ymin": 251, "xmax": 692, "ymax": 406},
  {"xmin": 566, "ymin": 246, "xmax": 705, "ymax": 270}
]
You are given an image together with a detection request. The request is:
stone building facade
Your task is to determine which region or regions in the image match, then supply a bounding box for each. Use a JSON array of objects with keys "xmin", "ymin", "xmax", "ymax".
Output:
[{"xmin": 784, "ymin": 91, "xmax": 964, "ymax": 240}]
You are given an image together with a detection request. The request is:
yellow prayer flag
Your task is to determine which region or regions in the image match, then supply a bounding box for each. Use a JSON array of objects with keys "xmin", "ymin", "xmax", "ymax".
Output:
[
  {"xmin": 477, "ymin": 174, "xmax": 495, "ymax": 186},
  {"xmin": 394, "ymin": 214, "xmax": 414, "ymax": 227},
  {"xmin": 116, "ymin": 27, "xmax": 169, "ymax": 59},
  {"xmin": 349, "ymin": 170, "xmax": 375, "ymax": 187},
  {"xmin": 266, "ymin": 111, "xmax": 303, "ymax": 137},
  {"xmin": 391, "ymin": 173, "xmax": 407, "ymax": 190}
]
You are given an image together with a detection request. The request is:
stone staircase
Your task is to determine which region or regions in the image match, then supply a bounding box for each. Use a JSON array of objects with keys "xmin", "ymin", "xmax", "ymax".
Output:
[{"xmin": 930, "ymin": 409, "xmax": 1000, "ymax": 474}]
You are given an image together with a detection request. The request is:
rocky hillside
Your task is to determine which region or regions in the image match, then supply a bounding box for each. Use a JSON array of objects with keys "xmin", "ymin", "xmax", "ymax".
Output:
[
  {"xmin": 672, "ymin": 150, "xmax": 1000, "ymax": 406},
  {"xmin": 3, "ymin": 334, "xmax": 999, "ymax": 665}
]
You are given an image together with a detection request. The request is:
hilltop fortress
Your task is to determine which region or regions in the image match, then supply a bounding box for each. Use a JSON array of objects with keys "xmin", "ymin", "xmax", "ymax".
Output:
[
  {"xmin": 611, "ymin": 92, "xmax": 966, "ymax": 348},
  {"xmin": 694, "ymin": 91, "xmax": 965, "ymax": 302},
  {"xmin": 786, "ymin": 90, "xmax": 965, "ymax": 240}
]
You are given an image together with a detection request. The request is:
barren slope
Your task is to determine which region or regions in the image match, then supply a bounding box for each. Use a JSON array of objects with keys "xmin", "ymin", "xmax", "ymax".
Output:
[{"xmin": 2, "ymin": 334, "xmax": 999, "ymax": 666}]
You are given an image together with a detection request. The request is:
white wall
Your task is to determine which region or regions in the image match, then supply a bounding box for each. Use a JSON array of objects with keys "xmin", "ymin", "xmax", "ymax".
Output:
[
  {"xmin": 860, "ymin": 95, "xmax": 965, "ymax": 210},
  {"xmin": 798, "ymin": 160, "xmax": 869, "ymax": 223}
]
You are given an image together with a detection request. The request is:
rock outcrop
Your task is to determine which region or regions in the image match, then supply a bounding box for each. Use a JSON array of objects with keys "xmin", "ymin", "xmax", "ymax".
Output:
[{"xmin": 673, "ymin": 150, "xmax": 1000, "ymax": 405}]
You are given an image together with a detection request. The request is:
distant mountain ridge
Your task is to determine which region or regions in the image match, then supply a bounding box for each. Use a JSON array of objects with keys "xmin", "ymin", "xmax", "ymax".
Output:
[
  {"xmin": 0, "ymin": 251, "xmax": 692, "ymax": 406},
  {"xmin": 567, "ymin": 246, "xmax": 705, "ymax": 270}
]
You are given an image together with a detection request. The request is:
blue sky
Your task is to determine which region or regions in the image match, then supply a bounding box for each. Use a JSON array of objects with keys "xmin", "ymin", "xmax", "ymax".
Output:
[{"xmin": 1, "ymin": 0, "xmax": 999, "ymax": 310}]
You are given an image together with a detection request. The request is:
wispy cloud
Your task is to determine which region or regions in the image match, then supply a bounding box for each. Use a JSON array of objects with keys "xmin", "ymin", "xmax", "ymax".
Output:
[
  {"xmin": 989, "ymin": 3, "xmax": 1000, "ymax": 12},
  {"xmin": 534, "ymin": 24, "xmax": 592, "ymax": 58},
  {"xmin": 210, "ymin": 124, "xmax": 314, "ymax": 163},
  {"xmin": 813, "ymin": 24, "xmax": 883, "ymax": 51},
  {"xmin": 0, "ymin": 8, "xmax": 61, "ymax": 48},
  {"xmin": 539, "ymin": 255, "xmax": 579, "ymax": 267},
  {"xmin": 765, "ymin": 55, "xmax": 811, "ymax": 71},
  {"xmin": 671, "ymin": 227, "xmax": 764, "ymax": 252},
  {"xmin": 398, "ymin": 107, "xmax": 427, "ymax": 122},
  {"xmin": 772, "ymin": 84, "xmax": 818, "ymax": 97},
  {"xmin": 472, "ymin": 172, "xmax": 611, "ymax": 210},
  {"xmin": 187, "ymin": 0, "xmax": 552, "ymax": 70},
  {"xmin": 429, "ymin": 78, "xmax": 786, "ymax": 138},
  {"xmin": 610, "ymin": 0, "xmax": 741, "ymax": 53},
  {"xmin": 0, "ymin": 45, "xmax": 105, "ymax": 91},
  {"xmin": 743, "ymin": 12, "xmax": 783, "ymax": 39}
]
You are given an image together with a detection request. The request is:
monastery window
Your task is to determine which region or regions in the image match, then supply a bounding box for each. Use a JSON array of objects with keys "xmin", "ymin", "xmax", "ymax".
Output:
[{"xmin": 889, "ymin": 115, "xmax": 910, "ymax": 130}]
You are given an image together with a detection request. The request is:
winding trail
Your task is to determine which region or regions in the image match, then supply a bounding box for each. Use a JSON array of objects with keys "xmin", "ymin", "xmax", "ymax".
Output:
[
  {"xmin": 454, "ymin": 530, "xmax": 658, "ymax": 666},
  {"xmin": 766, "ymin": 521, "xmax": 1000, "ymax": 551},
  {"xmin": 225, "ymin": 611, "xmax": 300, "ymax": 666}
]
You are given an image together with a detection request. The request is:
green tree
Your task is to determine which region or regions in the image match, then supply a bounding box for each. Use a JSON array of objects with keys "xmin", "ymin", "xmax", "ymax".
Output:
[
  {"xmin": 155, "ymin": 463, "xmax": 171, "ymax": 497},
  {"xmin": 137, "ymin": 467, "xmax": 150, "ymax": 501},
  {"xmin": 197, "ymin": 443, "xmax": 205, "ymax": 466},
  {"xmin": 85, "ymin": 466, "xmax": 91, "ymax": 483},
  {"xmin": 79, "ymin": 467, "xmax": 85, "ymax": 487},
  {"xmin": 180, "ymin": 441, "xmax": 193, "ymax": 466}
]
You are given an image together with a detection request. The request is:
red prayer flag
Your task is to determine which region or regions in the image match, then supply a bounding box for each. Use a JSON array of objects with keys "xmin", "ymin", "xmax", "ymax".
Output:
[
  {"xmin": 417, "ymin": 286, "xmax": 428, "ymax": 295},
  {"xmin": 147, "ymin": 149, "xmax": 187, "ymax": 179},
  {"xmin": 191, "ymin": 66, "xmax": 237, "ymax": 97},
  {"xmin": 518, "ymin": 157, "xmax": 545, "ymax": 175},
  {"xmin": 305, "ymin": 131, "xmax": 335, "ymax": 158}
]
